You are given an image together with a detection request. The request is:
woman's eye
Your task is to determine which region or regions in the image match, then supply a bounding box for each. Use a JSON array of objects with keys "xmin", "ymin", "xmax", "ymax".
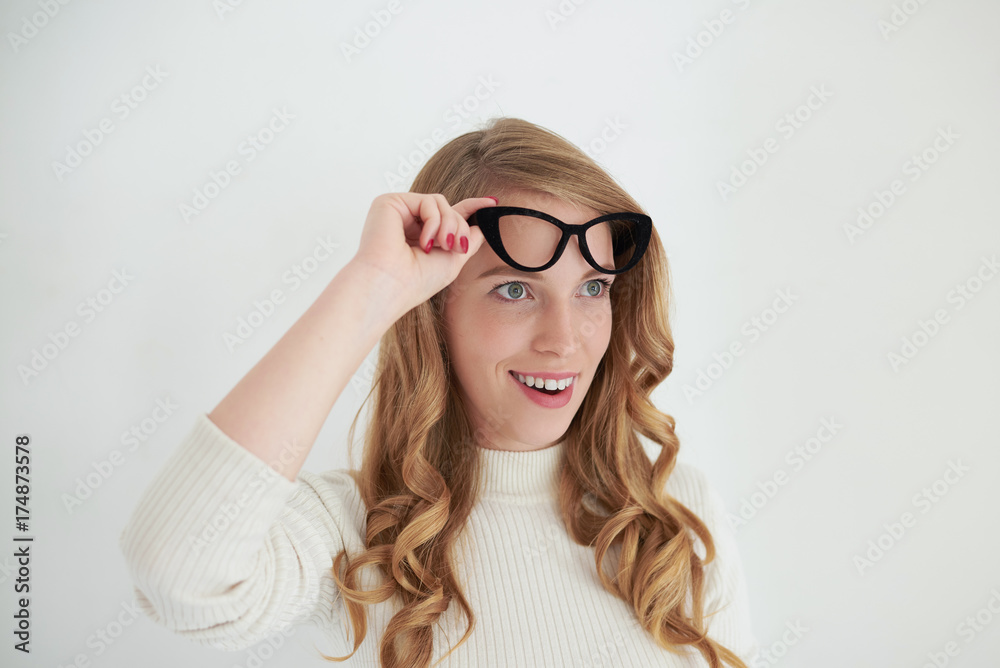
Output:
[
  {"xmin": 584, "ymin": 278, "xmax": 613, "ymax": 298},
  {"xmin": 490, "ymin": 279, "xmax": 613, "ymax": 303},
  {"xmin": 493, "ymin": 281, "xmax": 528, "ymax": 301}
]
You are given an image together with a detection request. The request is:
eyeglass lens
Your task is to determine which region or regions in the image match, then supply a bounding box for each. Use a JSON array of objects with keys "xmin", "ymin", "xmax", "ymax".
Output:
[{"xmin": 497, "ymin": 213, "xmax": 640, "ymax": 271}]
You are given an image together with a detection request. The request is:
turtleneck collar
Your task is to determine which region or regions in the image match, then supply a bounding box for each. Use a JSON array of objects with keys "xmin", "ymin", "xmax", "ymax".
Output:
[{"xmin": 477, "ymin": 439, "xmax": 566, "ymax": 500}]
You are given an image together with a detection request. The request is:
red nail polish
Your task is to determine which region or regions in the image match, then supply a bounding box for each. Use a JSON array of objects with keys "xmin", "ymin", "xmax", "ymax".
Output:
[
  {"xmin": 460, "ymin": 236, "xmax": 468, "ymax": 253},
  {"xmin": 446, "ymin": 233, "xmax": 454, "ymax": 250},
  {"xmin": 424, "ymin": 238, "xmax": 433, "ymax": 254},
  {"xmin": 487, "ymin": 196, "xmax": 499, "ymax": 204}
]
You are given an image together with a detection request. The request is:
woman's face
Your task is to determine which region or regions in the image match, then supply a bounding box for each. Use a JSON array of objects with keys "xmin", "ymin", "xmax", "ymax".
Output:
[{"xmin": 441, "ymin": 190, "xmax": 615, "ymax": 452}]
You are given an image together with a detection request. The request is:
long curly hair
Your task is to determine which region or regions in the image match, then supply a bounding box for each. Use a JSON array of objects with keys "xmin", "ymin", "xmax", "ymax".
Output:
[{"xmin": 323, "ymin": 117, "xmax": 748, "ymax": 668}]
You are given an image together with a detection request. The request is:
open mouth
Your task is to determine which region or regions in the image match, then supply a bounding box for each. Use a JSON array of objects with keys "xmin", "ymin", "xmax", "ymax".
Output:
[
  {"xmin": 509, "ymin": 370, "xmax": 575, "ymax": 408},
  {"xmin": 509, "ymin": 371, "xmax": 573, "ymax": 395}
]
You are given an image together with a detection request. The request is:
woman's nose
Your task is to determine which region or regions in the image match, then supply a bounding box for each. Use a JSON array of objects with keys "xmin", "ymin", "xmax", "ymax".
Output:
[{"xmin": 532, "ymin": 301, "xmax": 580, "ymax": 357}]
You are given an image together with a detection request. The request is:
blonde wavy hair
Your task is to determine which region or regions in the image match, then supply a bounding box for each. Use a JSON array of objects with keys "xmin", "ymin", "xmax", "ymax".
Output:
[{"xmin": 324, "ymin": 117, "xmax": 747, "ymax": 668}]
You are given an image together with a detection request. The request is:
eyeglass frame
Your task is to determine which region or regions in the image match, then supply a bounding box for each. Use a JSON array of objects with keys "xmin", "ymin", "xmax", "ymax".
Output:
[{"xmin": 467, "ymin": 206, "xmax": 652, "ymax": 275}]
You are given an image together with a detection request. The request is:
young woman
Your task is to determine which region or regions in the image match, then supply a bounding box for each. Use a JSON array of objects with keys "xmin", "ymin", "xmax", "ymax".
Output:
[{"xmin": 119, "ymin": 118, "xmax": 759, "ymax": 667}]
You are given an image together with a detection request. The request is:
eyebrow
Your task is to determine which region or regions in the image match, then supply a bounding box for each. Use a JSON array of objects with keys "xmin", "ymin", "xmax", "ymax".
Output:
[{"xmin": 476, "ymin": 265, "xmax": 610, "ymax": 281}]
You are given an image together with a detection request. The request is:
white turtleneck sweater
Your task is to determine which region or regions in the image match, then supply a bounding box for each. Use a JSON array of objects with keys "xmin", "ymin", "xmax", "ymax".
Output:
[{"xmin": 118, "ymin": 413, "xmax": 760, "ymax": 666}]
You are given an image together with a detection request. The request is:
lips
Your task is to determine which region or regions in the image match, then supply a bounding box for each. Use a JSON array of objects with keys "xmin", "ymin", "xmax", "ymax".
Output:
[
  {"xmin": 509, "ymin": 370, "xmax": 574, "ymax": 408},
  {"xmin": 509, "ymin": 370, "xmax": 577, "ymax": 392},
  {"xmin": 509, "ymin": 370, "xmax": 578, "ymax": 381}
]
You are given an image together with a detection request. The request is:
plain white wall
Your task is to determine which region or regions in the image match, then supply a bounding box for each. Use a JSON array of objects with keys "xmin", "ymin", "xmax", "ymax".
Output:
[{"xmin": 2, "ymin": 0, "xmax": 998, "ymax": 666}]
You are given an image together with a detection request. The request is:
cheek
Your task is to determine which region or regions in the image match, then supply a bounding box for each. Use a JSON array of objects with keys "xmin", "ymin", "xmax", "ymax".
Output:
[
  {"xmin": 467, "ymin": 305, "xmax": 522, "ymax": 361},
  {"xmin": 573, "ymin": 320, "xmax": 610, "ymax": 400},
  {"xmin": 447, "ymin": 301, "xmax": 518, "ymax": 373},
  {"xmin": 584, "ymin": 305, "xmax": 613, "ymax": 357}
]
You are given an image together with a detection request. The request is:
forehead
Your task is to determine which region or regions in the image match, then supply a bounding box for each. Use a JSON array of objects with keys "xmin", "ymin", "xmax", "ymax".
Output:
[{"xmin": 504, "ymin": 190, "xmax": 597, "ymax": 221}]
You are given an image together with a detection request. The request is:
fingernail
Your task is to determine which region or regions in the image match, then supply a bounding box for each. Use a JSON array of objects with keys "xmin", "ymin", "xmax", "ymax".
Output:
[
  {"xmin": 460, "ymin": 236, "xmax": 468, "ymax": 253},
  {"xmin": 446, "ymin": 233, "xmax": 454, "ymax": 250},
  {"xmin": 487, "ymin": 196, "xmax": 499, "ymax": 204},
  {"xmin": 424, "ymin": 238, "xmax": 433, "ymax": 254}
]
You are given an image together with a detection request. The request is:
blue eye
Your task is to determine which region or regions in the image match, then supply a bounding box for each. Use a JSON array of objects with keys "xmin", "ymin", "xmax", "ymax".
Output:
[{"xmin": 489, "ymin": 279, "xmax": 613, "ymax": 303}]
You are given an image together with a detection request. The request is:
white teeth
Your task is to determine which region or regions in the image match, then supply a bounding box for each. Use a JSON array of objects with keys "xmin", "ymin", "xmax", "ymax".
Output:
[{"xmin": 514, "ymin": 373, "xmax": 575, "ymax": 390}]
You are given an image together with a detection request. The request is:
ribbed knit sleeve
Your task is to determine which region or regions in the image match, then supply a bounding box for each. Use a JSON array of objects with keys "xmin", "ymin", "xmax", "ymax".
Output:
[
  {"xmin": 666, "ymin": 462, "xmax": 761, "ymax": 665},
  {"xmin": 117, "ymin": 413, "xmax": 353, "ymax": 652}
]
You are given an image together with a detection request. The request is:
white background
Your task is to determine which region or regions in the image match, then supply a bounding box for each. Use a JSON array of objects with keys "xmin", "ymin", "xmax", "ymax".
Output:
[{"xmin": 1, "ymin": 0, "xmax": 998, "ymax": 666}]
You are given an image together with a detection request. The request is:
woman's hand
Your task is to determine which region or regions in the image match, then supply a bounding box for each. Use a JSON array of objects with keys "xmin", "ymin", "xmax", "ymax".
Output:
[{"xmin": 349, "ymin": 192, "xmax": 497, "ymax": 309}]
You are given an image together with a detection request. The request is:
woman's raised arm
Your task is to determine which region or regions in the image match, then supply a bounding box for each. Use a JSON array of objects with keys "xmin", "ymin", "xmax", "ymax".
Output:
[{"xmin": 208, "ymin": 193, "xmax": 495, "ymax": 481}]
